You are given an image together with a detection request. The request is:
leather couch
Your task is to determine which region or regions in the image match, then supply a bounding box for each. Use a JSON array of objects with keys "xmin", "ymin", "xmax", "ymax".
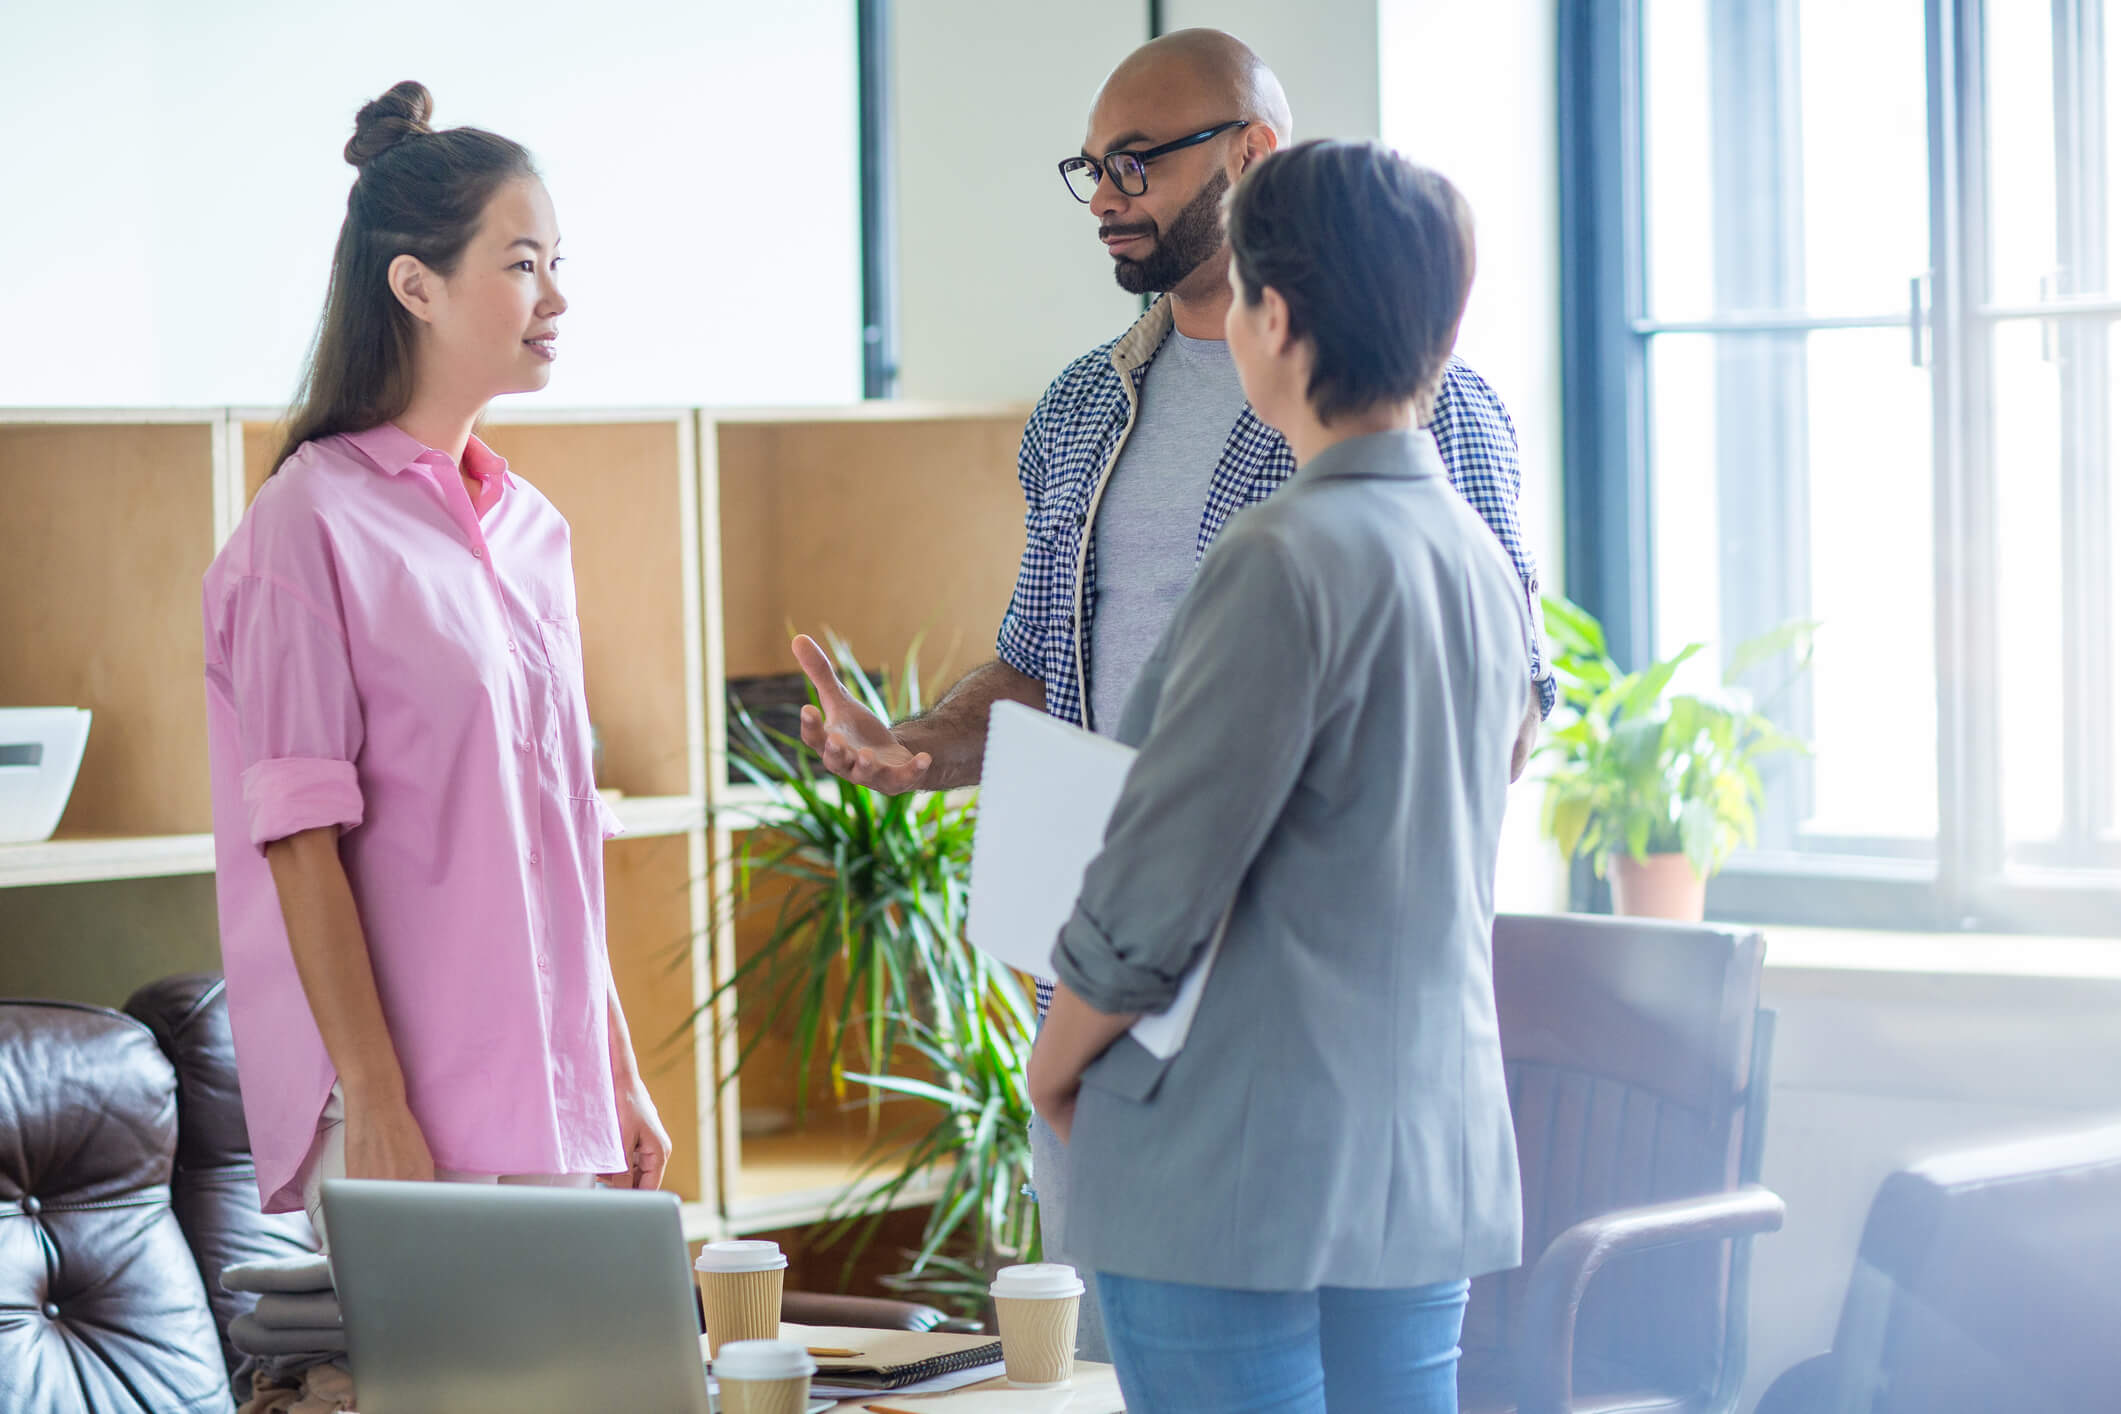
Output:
[
  {"xmin": 0, "ymin": 994, "xmax": 241, "ymax": 1413},
  {"xmin": 1, "ymin": 974, "xmax": 949, "ymax": 1414},
  {"xmin": 125, "ymin": 975, "xmax": 323, "ymax": 1383}
]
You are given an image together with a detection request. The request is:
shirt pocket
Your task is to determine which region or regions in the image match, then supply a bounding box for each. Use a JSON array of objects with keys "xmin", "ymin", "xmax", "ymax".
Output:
[{"xmin": 534, "ymin": 615, "xmax": 599, "ymax": 801}]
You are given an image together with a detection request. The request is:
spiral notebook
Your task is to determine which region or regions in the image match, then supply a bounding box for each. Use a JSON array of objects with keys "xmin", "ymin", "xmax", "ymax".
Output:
[
  {"xmin": 768, "ymin": 1324, "xmax": 1004, "ymax": 1391},
  {"xmin": 855, "ymin": 1364, "xmax": 1124, "ymax": 1412}
]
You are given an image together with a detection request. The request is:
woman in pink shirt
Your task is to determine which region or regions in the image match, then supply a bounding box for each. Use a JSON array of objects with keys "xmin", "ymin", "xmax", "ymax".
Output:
[{"xmin": 203, "ymin": 81, "xmax": 670, "ymax": 1244}]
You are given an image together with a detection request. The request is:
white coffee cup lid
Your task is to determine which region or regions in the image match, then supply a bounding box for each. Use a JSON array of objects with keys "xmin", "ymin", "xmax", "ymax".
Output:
[
  {"xmin": 694, "ymin": 1240, "xmax": 788, "ymax": 1274},
  {"xmin": 713, "ymin": 1339, "xmax": 816, "ymax": 1382},
  {"xmin": 989, "ymin": 1262, "xmax": 1085, "ymax": 1300}
]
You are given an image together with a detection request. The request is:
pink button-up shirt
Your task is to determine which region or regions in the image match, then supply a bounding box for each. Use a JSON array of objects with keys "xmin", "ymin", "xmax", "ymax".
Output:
[{"xmin": 204, "ymin": 423, "xmax": 626, "ymax": 1211}]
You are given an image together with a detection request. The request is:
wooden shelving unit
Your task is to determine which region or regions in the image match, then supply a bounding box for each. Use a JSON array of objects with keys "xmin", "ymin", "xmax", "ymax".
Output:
[
  {"xmin": 0, "ymin": 400, "xmax": 1029, "ymax": 1245},
  {"xmin": 702, "ymin": 404, "xmax": 1027, "ymax": 1231}
]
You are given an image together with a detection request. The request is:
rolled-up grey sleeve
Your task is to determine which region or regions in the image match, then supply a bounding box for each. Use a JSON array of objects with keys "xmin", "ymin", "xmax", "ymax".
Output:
[{"xmin": 1052, "ymin": 530, "xmax": 1319, "ymax": 1014}]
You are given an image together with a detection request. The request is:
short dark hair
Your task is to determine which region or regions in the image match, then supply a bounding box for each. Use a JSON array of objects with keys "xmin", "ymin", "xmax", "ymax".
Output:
[{"xmin": 1226, "ymin": 140, "xmax": 1476, "ymax": 424}]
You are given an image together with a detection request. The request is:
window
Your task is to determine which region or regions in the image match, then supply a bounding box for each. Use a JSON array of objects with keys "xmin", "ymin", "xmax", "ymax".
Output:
[{"xmin": 1561, "ymin": 0, "xmax": 2121, "ymax": 933}]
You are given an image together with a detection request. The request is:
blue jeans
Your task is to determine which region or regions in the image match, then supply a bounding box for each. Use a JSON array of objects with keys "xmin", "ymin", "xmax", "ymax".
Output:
[{"xmin": 1096, "ymin": 1273, "xmax": 1470, "ymax": 1414}]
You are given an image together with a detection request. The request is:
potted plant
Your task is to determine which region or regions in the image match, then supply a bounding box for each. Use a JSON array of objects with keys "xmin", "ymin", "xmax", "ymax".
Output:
[
  {"xmin": 705, "ymin": 636, "xmax": 1038, "ymax": 1316},
  {"xmin": 1537, "ymin": 595, "xmax": 1816, "ymax": 921}
]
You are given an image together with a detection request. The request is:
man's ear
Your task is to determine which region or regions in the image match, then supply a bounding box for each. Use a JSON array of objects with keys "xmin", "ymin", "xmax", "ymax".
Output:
[
  {"xmin": 388, "ymin": 254, "xmax": 439, "ymax": 325},
  {"xmin": 1241, "ymin": 123, "xmax": 1280, "ymax": 172}
]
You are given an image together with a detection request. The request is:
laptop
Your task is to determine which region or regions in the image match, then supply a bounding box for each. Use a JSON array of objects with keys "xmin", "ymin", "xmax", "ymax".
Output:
[{"xmin": 322, "ymin": 1179, "xmax": 714, "ymax": 1414}]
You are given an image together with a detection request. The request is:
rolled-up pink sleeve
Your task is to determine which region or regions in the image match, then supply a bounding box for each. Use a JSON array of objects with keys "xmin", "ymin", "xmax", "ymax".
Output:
[
  {"xmin": 214, "ymin": 573, "xmax": 366, "ymax": 849},
  {"xmin": 241, "ymin": 757, "xmax": 363, "ymax": 847},
  {"xmin": 596, "ymin": 793, "xmax": 625, "ymax": 841}
]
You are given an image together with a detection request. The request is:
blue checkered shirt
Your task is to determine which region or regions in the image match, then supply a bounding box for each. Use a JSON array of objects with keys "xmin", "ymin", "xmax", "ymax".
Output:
[{"xmin": 999, "ymin": 300, "xmax": 1551, "ymax": 1016}]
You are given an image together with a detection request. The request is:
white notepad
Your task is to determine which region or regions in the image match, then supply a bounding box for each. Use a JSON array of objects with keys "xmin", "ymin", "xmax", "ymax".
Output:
[{"xmin": 968, "ymin": 701, "xmax": 1227, "ymax": 1060}]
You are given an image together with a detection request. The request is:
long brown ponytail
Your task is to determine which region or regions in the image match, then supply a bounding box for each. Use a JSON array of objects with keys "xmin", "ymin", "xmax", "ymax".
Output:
[{"xmin": 272, "ymin": 82, "xmax": 535, "ymax": 474}]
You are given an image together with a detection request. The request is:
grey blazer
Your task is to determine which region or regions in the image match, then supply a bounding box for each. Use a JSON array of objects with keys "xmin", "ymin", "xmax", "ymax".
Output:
[{"xmin": 1051, "ymin": 427, "xmax": 1526, "ymax": 1292}]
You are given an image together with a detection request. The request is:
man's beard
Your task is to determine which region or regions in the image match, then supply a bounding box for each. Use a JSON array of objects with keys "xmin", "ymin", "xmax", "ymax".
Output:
[{"xmin": 1108, "ymin": 169, "xmax": 1230, "ymax": 295}]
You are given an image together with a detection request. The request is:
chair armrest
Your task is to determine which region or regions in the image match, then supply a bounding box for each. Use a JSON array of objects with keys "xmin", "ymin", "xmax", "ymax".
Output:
[
  {"xmin": 1517, "ymin": 1185, "xmax": 1786, "ymax": 1414},
  {"xmin": 781, "ymin": 1290, "xmax": 950, "ymax": 1332}
]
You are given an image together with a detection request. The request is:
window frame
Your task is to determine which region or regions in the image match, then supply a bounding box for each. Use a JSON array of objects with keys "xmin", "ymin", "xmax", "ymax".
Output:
[
  {"xmin": 857, "ymin": 0, "xmax": 900, "ymax": 399},
  {"xmin": 1559, "ymin": 0, "xmax": 2121, "ymax": 935}
]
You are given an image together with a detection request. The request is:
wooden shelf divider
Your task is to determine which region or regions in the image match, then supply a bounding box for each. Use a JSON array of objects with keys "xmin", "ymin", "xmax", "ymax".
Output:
[{"xmin": 0, "ymin": 796, "xmax": 705, "ymax": 892}]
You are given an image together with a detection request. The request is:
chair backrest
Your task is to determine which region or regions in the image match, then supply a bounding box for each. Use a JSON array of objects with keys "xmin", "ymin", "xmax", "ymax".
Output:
[
  {"xmin": 1462, "ymin": 913, "xmax": 1767, "ymax": 1402},
  {"xmin": 124, "ymin": 973, "xmax": 320, "ymax": 1383},
  {"xmin": 0, "ymin": 998, "xmax": 233, "ymax": 1413},
  {"xmin": 1830, "ymin": 1121, "xmax": 2121, "ymax": 1413}
]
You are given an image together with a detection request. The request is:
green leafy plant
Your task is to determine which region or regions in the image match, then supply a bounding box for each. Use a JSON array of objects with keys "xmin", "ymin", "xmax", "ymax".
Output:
[
  {"xmin": 836, "ymin": 949, "xmax": 1039, "ymax": 1315},
  {"xmin": 1538, "ymin": 595, "xmax": 1817, "ymax": 879},
  {"xmin": 707, "ymin": 636, "xmax": 1038, "ymax": 1313}
]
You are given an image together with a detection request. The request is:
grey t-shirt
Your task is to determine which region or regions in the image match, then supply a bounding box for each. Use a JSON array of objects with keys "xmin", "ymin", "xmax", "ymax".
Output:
[{"xmin": 1087, "ymin": 331, "xmax": 1249, "ymax": 734}]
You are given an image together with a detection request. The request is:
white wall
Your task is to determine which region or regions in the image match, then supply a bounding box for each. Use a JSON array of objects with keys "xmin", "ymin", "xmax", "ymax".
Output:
[
  {"xmin": 1380, "ymin": 0, "xmax": 1569, "ymax": 913},
  {"xmin": 892, "ymin": 0, "xmax": 1385, "ymax": 405},
  {"xmin": 0, "ymin": 0, "xmax": 860, "ymax": 409},
  {"xmin": 890, "ymin": 0, "xmax": 1144, "ymax": 404},
  {"xmin": 1163, "ymin": 0, "xmax": 1382, "ymax": 143}
]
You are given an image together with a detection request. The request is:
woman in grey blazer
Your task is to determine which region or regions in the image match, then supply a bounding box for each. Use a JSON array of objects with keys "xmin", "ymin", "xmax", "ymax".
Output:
[{"xmin": 1027, "ymin": 140, "xmax": 1527, "ymax": 1414}]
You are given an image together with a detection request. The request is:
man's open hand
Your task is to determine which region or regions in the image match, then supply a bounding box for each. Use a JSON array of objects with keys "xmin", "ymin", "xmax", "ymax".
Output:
[{"xmin": 792, "ymin": 634, "xmax": 932, "ymax": 795}]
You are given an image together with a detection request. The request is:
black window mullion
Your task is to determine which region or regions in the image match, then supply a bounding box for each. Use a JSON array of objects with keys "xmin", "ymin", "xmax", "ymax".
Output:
[
  {"xmin": 857, "ymin": 0, "xmax": 899, "ymax": 400},
  {"xmin": 1559, "ymin": 0, "xmax": 1648, "ymax": 914},
  {"xmin": 1561, "ymin": 0, "xmax": 1653, "ymax": 670}
]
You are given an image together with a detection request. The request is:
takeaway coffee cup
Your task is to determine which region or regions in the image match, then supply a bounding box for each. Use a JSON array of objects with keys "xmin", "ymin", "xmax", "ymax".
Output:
[
  {"xmin": 695, "ymin": 1241, "xmax": 787, "ymax": 1357},
  {"xmin": 988, "ymin": 1262, "xmax": 1085, "ymax": 1387},
  {"xmin": 712, "ymin": 1338, "xmax": 816, "ymax": 1414}
]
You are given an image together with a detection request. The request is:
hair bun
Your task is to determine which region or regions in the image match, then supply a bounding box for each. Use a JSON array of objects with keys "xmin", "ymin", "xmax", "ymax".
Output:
[{"xmin": 344, "ymin": 81, "xmax": 435, "ymax": 169}]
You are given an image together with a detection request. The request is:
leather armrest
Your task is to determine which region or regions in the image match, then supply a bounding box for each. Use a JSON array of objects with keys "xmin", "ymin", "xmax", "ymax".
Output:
[
  {"xmin": 782, "ymin": 1290, "xmax": 950, "ymax": 1332},
  {"xmin": 1517, "ymin": 1185, "xmax": 1786, "ymax": 1414}
]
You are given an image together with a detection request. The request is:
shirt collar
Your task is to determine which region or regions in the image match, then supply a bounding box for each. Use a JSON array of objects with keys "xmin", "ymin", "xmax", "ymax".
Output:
[
  {"xmin": 1297, "ymin": 428, "xmax": 1445, "ymax": 485},
  {"xmin": 343, "ymin": 422, "xmax": 516, "ymax": 489},
  {"xmin": 1109, "ymin": 295, "xmax": 1176, "ymax": 379}
]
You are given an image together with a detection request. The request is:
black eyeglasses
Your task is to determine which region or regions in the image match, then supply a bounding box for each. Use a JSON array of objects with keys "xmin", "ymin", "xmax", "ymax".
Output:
[{"xmin": 1058, "ymin": 120, "xmax": 1249, "ymax": 203}]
